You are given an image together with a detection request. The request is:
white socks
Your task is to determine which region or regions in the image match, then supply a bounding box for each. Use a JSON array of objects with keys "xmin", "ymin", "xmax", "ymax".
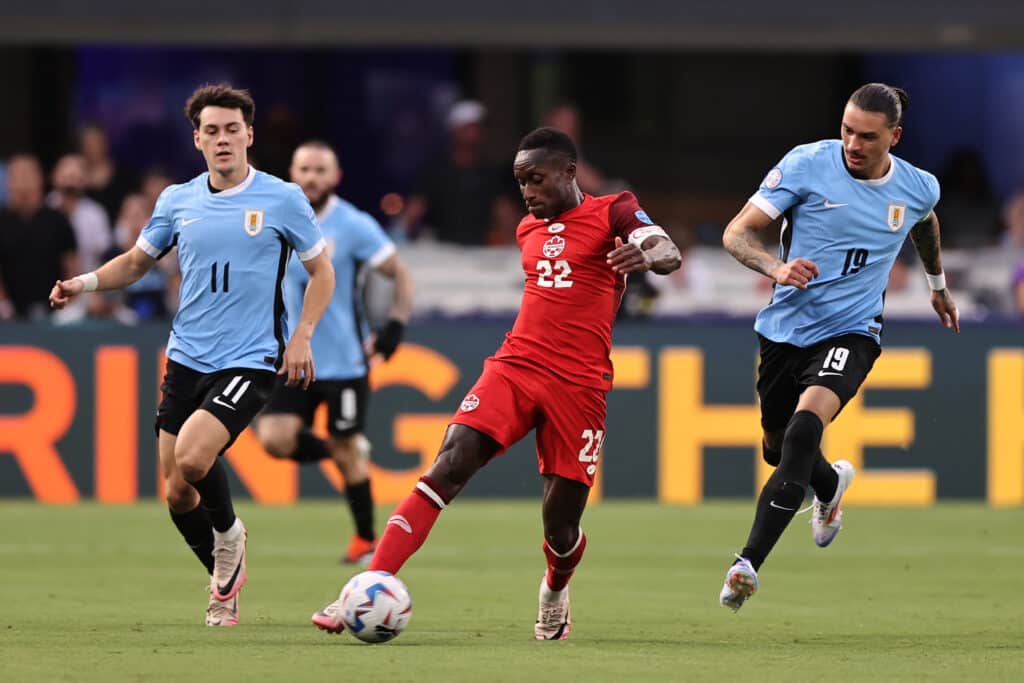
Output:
[{"xmin": 540, "ymin": 579, "xmax": 567, "ymax": 603}]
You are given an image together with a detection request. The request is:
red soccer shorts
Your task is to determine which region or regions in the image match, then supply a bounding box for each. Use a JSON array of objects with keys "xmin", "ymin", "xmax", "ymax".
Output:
[{"xmin": 449, "ymin": 358, "xmax": 608, "ymax": 487}]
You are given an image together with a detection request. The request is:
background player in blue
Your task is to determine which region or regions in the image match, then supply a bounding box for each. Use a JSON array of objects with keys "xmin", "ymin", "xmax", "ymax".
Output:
[
  {"xmin": 49, "ymin": 84, "xmax": 336, "ymax": 626},
  {"xmin": 717, "ymin": 83, "xmax": 960, "ymax": 612},
  {"xmin": 255, "ymin": 141, "xmax": 413, "ymax": 564}
]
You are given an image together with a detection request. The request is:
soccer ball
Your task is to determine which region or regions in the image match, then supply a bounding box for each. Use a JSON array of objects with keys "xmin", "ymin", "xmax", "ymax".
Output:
[{"xmin": 338, "ymin": 570, "xmax": 412, "ymax": 643}]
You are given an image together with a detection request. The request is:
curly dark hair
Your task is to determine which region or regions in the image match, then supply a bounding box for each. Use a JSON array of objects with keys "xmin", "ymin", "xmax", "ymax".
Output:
[{"xmin": 185, "ymin": 83, "xmax": 255, "ymax": 130}]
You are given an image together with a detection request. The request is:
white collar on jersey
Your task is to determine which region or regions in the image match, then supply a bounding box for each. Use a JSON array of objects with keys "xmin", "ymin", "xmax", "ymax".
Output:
[
  {"xmin": 851, "ymin": 155, "xmax": 897, "ymax": 187},
  {"xmin": 317, "ymin": 194, "xmax": 341, "ymax": 222},
  {"xmin": 209, "ymin": 165, "xmax": 256, "ymax": 197}
]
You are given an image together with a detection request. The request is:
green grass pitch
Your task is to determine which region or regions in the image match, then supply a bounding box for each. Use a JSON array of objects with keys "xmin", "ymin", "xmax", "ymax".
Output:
[{"xmin": 2, "ymin": 501, "xmax": 1022, "ymax": 682}]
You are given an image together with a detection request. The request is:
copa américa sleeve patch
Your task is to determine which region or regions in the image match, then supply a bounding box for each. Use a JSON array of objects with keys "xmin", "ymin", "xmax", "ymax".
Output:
[
  {"xmin": 763, "ymin": 168, "xmax": 783, "ymax": 189},
  {"xmin": 634, "ymin": 210, "xmax": 654, "ymax": 225}
]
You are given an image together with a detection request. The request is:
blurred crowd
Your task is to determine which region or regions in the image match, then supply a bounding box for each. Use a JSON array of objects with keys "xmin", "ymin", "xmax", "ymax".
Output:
[
  {"xmin": 0, "ymin": 123, "xmax": 179, "ymax": 323},
  {"xmin": 3, "ymin": 105, "xmax": 1024, "ymax": 323}
]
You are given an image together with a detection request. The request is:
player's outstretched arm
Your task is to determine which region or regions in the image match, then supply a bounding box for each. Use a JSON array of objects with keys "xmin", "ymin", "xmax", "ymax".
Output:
[
  {"xmin": 48, "ymin": 246, "xmax": 157, "ymax": 310},
  {"xmin": 368, "ymin": 253, "xmax": 414, "ymax": 361},
  {"xmin": 910, "ymin": 211, "xmax": 960, "ymax": 333},
  {"xmin": 282, "ymin": 250, "xmax": 335, "ymax": 388},
  {"xmin": 723, "ymin": 202, "xmax": 819, "ymax": 290}
]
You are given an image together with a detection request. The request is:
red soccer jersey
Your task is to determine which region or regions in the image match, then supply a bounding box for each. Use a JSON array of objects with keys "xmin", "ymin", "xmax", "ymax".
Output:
[{"xmin": 493, "ymin": 191, "xmax": 656, "ymax": 391}]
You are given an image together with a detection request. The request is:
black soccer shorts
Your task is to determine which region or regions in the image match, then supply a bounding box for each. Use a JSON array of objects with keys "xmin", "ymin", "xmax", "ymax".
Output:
[
  {"xmin": 261, "ymin": 375, "xmax": 370, "ymax": 437},
  {"xmin": 756, "ymin": 332, "xmax": 881, "ymax": 433},
  {"xmin": 156, "ymin": 359, "xmax": 276, "ymax": 447}
]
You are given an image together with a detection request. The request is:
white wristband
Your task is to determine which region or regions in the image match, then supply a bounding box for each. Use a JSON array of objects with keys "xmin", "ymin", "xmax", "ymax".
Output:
[
  {"xmin": 925, "ymin": 272, "xmax": 946, "ymax": 291},
  {"xmin": 628, "ymin": 225, "xmax": 669, "ymax": 248},
  {"xmin": 75, "ymin": 272, "xmax": 99, "ymax": 292}
]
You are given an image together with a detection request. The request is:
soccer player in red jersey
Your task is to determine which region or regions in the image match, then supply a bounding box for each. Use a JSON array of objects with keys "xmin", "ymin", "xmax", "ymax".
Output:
[{"xmin": 311, "ymin": 127, "xmax": 682, "ymax": 640}]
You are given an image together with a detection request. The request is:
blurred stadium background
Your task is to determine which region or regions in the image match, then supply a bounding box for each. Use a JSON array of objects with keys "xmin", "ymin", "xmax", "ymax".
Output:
[{"xmin": 1, "ymin": 2, "xmax": 1023, "ymax": 681}]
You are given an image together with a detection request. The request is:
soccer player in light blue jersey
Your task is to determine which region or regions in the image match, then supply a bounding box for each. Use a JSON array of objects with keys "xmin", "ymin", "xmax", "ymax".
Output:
[
  {"xmin": 716, "ymin": 83, "xmax": 960, "ymax": 612},
  {"xmin": 255, "ymin": 141, "xmax": 413, "ymax": 565},
  {"xmin": 50, "ymin": 84, "xmax": 336, "ymax": 626}
]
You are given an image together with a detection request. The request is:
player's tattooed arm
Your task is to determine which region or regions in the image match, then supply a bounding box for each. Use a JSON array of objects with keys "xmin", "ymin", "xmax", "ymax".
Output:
[
  {"xmin": 910, "ymin": 211, "xmax": 960, "ymax": 332},
  {"xmin": 723, "ymin": 201, "xmax": 819, "ymax": 289},
  {"xmin": 722, "ymin": 223, "xmax": 782, "ymax": 276},
  {"xmin": 909, "ymin": 211, "xmax": 943, "ymax": 275}
]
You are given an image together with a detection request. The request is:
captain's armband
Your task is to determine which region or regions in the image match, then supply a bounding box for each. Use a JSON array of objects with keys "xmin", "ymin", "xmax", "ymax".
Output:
[{"xmin": 627, "ymin": 225, "xmax": 669, "ymax": 248}]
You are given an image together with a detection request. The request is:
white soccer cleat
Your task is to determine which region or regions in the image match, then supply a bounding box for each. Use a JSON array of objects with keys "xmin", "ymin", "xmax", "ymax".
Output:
[
  {"xmin": 311, "ymin": 597, "xmax": 346, "ymax": 634},
  {"xmin": 719, "ymin": 556, "xmax": 758, "ymax": 612},
  {"xmin": 812, "ymin": 460, "xmax": 855, "ymax": 548},
  {"xmin": 211, "ymin": 518, "xmax": 248, "ymax": 601},
  {"xmin": 534, "ymin": 578, "xmax": 571, "ymax": 640},
  {"xmin": 205, "ymin": 585, "xmax": 239, "ymax": 626}
]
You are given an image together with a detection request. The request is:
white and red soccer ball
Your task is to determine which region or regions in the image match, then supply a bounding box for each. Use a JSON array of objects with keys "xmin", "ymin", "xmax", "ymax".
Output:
[{"xmin": 337, "ymin": 570, "xmax": 413, "ymax": 643}]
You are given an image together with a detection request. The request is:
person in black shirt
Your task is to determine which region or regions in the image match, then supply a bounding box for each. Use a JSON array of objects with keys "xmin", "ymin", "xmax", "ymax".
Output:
[
  {"xmin": 80, "ymin": 122, "xmax": 137, "ymax": 224},
  {"xmin": 396, "ymin": 100, "xmax": 520, "ymax": 246},
  {"xmin": 0, "ymin": 155, "xmax": 78, "ymax": 320}
]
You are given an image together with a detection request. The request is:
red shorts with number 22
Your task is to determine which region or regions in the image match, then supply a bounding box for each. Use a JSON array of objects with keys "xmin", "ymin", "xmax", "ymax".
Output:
[{"xmin": 449, "ymin": 358, "xmax": 607, "ymax": 487}]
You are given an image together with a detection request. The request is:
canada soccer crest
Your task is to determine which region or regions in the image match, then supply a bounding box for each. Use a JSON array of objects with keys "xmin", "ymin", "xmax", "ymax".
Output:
[
  {"xmin": 542, "ymin": 235, "xmax": 566, "ymax": 258},
  {"xmin": 460, "ymin": 394, "xmax": 480, "ymax": 412},
  {"xmin": 244, "ymin": 209, "xmax": 264, "ymax": 236},
  {"xmin": 886, "ymin": 203, "xmax": 906, "ymax": 231}
]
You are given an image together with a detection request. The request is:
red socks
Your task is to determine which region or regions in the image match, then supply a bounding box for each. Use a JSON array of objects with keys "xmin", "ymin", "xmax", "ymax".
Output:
[
  {"xmin": 369, "ymin": 476, "xmax": 587, "ymax": 593},
  {"xmin": 543, "ymin": 529, "xmax": 587, "ymax": 592},
  {"xmin": 368, "ymin": 476, "xmax": 449, "ymax": 574}
]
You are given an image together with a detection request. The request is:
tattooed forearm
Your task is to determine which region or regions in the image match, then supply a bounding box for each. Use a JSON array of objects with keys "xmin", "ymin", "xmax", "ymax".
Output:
[
  {"xmin": 909, "ymin": 211, "xmax": 943, "ymax": 275},
  {"xmin": 723, "ymin": 224, "xmax": 784, "ymax": 278}
]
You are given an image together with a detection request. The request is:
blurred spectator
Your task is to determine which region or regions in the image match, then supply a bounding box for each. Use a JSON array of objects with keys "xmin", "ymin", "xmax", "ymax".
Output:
[
  {"xmin": 1001, "ymin": 191, "xmax": 1024, "ymax": 250},
  {"xmin": 937, "ymin": 147, "xmax": 1002, "ymax": 248},
  {"xmin": 543, "ymin": 102, "xmax": 620, "ymax": 196},
  {"xmin": 1013, "ymin": 260, "xmax": 1024, "ymax": 317},
  {"xmin": 139, "ymin": 166, "xmax": 174, "ymax": 214},
  {"xmin": 257, "ymin": 102, "xmax": 302, "ymax": 180},
  {"xmin": 79, "ymin": 122, "xmax": 137, "ymax": 223},
  {"xmin": 99, "ymin": 193, "xmax": 179, "ymax": 322},
  {"xmin": 0, "ymin": 155, "xmax": 78, "ymax": 320},
  {"xmin": 395, "ymin": 100, "xmax": 520, "ymax": 246},
  {"xmin": 618, "ymin": 272, "xmax": 661, "ymax": 319},
  {"xmin": 48, "ymin": 154, "xmax": 113, "ymax": 272}
]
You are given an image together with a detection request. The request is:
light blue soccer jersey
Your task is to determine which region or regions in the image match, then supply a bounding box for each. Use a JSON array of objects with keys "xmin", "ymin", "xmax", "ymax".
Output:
[
  {"xmin": 750, "ymin": 140, "xmax": 940, "ymax": 347},
  {"xmin": 281, "ymin": 195, "xmax": 395, "ymax": 380},
  {"xmin": 138, "ymin": 167, "xmax": 326, "ymax": 373}
]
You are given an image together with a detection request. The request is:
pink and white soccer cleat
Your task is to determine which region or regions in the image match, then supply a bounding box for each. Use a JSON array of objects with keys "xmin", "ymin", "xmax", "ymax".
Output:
[
  {"xmin": 534, "ymin": 577, "xmax": 571, "ymax": 640},
  {"xmin": 211, "ymin": 518, "xmax": 247, "ymax": 601},
  {"xmin": 311, "ymin": 598, "xmax": 346, "ymax": 634},
  {"xmin": 206, "ymin": 586, "xmax": 239, "ymax": 626}
]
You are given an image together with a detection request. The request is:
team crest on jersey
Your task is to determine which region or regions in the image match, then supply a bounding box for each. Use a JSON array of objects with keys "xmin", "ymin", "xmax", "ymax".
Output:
[
  {"xmin": 460, "ymin": 393, "xmax": 480, "ymax": 412},
  {"xmin": 887, "ymin": 203, "xmax": 907, "ymax": 231},
  {"xmin": 548, "ymin": 222, "xmax": 565, "ymax": 233},
  {"xmin": 764, "ymin": 168, "xmax": 783, "ymax": 189},
  {"xmin": 244, "ymin": 209, "xmax": 264, "ymax": 236},
  {"xmin": 542, "ymin": 235, "xmax": 566, "ymax": 258}
]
